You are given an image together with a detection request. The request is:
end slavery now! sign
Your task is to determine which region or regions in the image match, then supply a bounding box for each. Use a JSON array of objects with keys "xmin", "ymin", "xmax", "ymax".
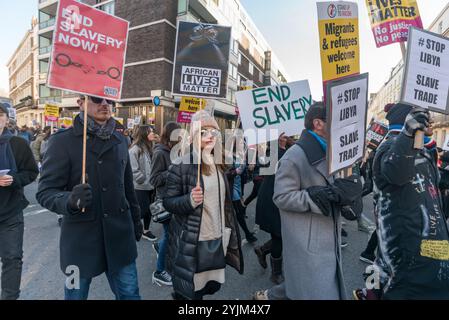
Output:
[
  {"xmin": 47, "ymin": 0, "xmax": 129, "ymax": 100},
  {"xmin": 235, "ymin": 80, "xmax": 313, "ymax": 145}
]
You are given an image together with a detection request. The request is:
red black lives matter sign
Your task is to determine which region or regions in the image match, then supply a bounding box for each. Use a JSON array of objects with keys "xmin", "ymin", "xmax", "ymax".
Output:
[{"xmin": 172, "ymin": 21, "xmax": 232, "ymax": 99}]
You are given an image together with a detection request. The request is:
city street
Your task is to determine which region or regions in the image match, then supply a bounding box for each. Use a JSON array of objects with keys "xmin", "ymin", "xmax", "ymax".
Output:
[{"xmin": 12, "ymin": 181, "xmax": 375, "ymax": 300}]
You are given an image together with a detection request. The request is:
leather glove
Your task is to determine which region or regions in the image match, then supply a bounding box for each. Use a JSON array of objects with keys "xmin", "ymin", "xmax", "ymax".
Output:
[
  {"xmin": 68, "ymin": 184, "xmax": 92, "ymax": 213},
  {"xmin": 134, "ymin": 220, "xmax": 144, "ymax": 242},
  {"xmin": 341, "ymin": 206, "xmax": 358, "ymax": 221},
  {"xmin": 307, "ymin": 186, "xmax": 339, "ymax": 216},
  {"xmin": 403, "ymin": 107, "xmax": 430, "ymax": 137}
]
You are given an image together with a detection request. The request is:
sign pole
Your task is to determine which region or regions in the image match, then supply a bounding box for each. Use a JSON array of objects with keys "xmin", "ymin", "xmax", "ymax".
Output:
[
  {"xmin": 81, "ymin": 95, "xmax": 89, "ymax": 213},
  {"xmin": 197, "ymin": 99, "xmax": 202, "ymax": 187},
  {"xmin": 401, "ymin": 42, "xmax": 424, "ymax": 149}
]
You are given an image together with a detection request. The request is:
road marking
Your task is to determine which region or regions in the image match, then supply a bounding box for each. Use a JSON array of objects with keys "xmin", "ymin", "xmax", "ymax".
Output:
[{"xmin": 24, "ymin": 209, "xmax": 51, "ymax": 217}]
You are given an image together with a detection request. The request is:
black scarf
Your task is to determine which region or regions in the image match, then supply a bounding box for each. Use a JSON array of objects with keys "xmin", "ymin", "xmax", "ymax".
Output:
[
  {"xmin": 0, "ymin": 129, "xmax": 17, "ymax": 173},
  {"xmin": 79, "ymin": 112, "xmax": 116, "ymax": 140}
]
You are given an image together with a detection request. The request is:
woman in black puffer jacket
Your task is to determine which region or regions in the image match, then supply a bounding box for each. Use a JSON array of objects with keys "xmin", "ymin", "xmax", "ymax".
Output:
[{"xmin": 163, "ymin": 111, "xmax": 243, "ymax": 300}]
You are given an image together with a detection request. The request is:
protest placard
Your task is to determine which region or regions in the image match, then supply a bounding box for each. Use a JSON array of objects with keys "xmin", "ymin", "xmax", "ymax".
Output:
[
  {"xmin": 366, "ymin": 121, "xmax": 388, "ymax": 149},
  {"xmin": 127, "ymin": 118, "xmax": 134, "ymax": 129},
  {"xmin": 318, "ymin": 2, "xmax": 360, "ymax": 86},
  {"xmin": 59, "ymin": 117, "xmax": 73, "ymax": 128},
  {"xmin": 365, "ymin": 0, "xmax": 423, "ymax": 48},
  {"xmin": 177, "ymin": 97, "xmax": 206, "ymax": 124},
  {"xmin": 326, "ymin": 73, "xmax": 369, "ymax": 174},
  {"xmin": 44, "ymin": 104, "xmax": 60, "ymax": 122},
  {"xmin": 401, "ymin": 27, "xmax": 449, "ymax": 114},
  {"xmin": 235, "ymin": 80, "xmax": 313, "ymax": 145},
  {"xmin": 443, "ymin": 135, "xmax": 449, "ymax": 151},
  {"xmin": 47, "ymin": 0, "xmax": 129, "ymax": 100},
  {"xmin": 114, "ymin": 117, "xmax": 124, "ymax": 125},
  {"xmin": 172, "ymin": 21, "xmax": 231, "ymax": 99}
]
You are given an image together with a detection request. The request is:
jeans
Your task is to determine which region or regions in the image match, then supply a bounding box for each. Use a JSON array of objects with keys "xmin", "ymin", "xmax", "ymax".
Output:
[
  {"xmin": 156, "ymin": 223, "xmax": 169, "ymax": 272},
  {"xmin": 64, "ymin": 262, "xmax": 140, "ymax": 300},
  {"xmin": 0, "ymin": 211, "xmax": 24, "ymax": 300}
]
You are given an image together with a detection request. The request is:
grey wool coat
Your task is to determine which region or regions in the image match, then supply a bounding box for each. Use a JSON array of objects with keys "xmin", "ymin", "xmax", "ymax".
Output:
[{"xmin": 273, "ymin": 129, "xmax": 346, "ymax": 300}]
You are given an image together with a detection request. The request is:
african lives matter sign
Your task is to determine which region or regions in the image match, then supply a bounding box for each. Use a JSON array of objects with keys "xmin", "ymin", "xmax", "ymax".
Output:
[
  {"xmin": 327, "ymin": 73, "xmax": 369, "ymax": 174},
  {"xmin": 172, "ymin": 21, "xmax": 231, "ymax": 99}
]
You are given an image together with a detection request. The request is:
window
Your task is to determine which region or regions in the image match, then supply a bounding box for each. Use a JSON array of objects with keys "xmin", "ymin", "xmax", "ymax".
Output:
[
  {"xmin": 238, "ymin": 52, "xmax": 242, "ymax": 65},
  {"xmin": 39, "ymin": 60, "xmax": 49, "ymax": 73},
  {"xmin": 259, "ymin": 71, "xmax": 264, "ymax": 83},
  {"xmin": 231, "ymin": 39, "xmax": 239, "ymax": 56},
  {"xmin": 178, "ymin": 0, "xmax": 188, "ymax": 15},
  {"xmin": 98, "ymin": 1, "xmax": 115, "ymax": 15},
  {"xmin": 229, "ymin": 63, "xmax": 238, "ymax": 80},
  {"xmin": 248, "ymin": 63, "xmax": 253, "ymax": 75}
]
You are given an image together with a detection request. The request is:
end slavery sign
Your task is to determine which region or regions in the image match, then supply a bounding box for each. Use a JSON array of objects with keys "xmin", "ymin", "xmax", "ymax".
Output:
[
  {"xmin": 235, "ymin": 80, "xmax": 313, "ymax": 145},
  {"xmin": 47, "ymin": 0, "xmax": 129, "ymax": 100}
]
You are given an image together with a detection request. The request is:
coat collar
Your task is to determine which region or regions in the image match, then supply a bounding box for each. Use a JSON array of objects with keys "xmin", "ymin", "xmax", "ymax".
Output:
[
  {"xmin": 296, "ymin": 129, "xmax": 326, "ymax": 166},
  {"xmin": 73, "ymin": 115, "xmax": 122, "ymax": 157}
]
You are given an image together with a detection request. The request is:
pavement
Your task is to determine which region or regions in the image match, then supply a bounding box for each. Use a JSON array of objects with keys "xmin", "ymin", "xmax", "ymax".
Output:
[{"xmin": 4, "ymin": 181, "xmax": 375, "ymax": 300}]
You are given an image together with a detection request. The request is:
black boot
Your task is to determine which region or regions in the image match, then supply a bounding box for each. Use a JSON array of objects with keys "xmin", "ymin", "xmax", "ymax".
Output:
[
  {"xmin": 254, "ymin": 240, "xmax": 272, "ymax": 269},
  {"xmin": 270, "ymin": 255, "xmax": 284, "ymax": 285}
]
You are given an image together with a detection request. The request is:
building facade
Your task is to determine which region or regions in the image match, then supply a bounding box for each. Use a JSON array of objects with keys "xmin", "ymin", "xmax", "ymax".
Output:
[
  {"xmin": 30, "ymin": 0, "xmax": 288, "ymax": 132},
  {"xmin": 7, "ymin": 18, "xmax": 40, "ymax": 127}
]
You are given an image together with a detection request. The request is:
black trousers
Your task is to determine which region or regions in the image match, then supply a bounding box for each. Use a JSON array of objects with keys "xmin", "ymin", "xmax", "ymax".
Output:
[
  {"xmin": 0, "ymin": 210, "xmax": 24, "ymax": 300},
  {"xmin": 135, "ymin": 190, "xmax": 155, "ymax": 230},
  {"xmin": 232, "ymin": 200, "xmax": 251, "ymax": 238},
  {"xmin": 244, "ymin": 178, "xmax": 263, "ymax": 207}
]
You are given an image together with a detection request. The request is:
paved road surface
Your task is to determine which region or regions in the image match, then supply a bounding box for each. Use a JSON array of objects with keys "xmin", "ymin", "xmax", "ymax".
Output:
[{"xmin": 3, "ymin": 181, "xmax": 375, "ymax": 300}]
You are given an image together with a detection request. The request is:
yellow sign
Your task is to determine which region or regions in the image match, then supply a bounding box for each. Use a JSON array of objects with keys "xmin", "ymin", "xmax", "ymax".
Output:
[
  {"xmin": 114, "ymin": 117, "xmax": 124, "ymax": 125},
  {"xmin": 60, "ymin": 117, "xmax": 73, "ymax": 128},
  {"xmin": 420, "ymin": 240, "xmax": 449, "ymax": 261},
  {"xmin": 44, "ymin": 104, "xmax": 60, "ymax": 118},
  {"xmin": 317, "ymin": 2, "xmax": 360, "ymax": 83},
  {"xmin": 179, "ymin": 97, "xmax": 206, "ymax": 113}
]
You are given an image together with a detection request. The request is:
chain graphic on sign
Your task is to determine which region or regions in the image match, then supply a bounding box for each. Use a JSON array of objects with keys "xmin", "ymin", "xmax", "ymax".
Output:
[{"xmin": 55, "ymin": 53, "xmax": 121, "ymax": 80}]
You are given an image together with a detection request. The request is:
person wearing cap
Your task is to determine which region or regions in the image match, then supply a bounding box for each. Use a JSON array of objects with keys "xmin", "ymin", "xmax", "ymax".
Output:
[
  {"xmin": 0, "ymin": 103, "xmax": 38, "ymax": 300},
  {"xmin": 163, "ymin": 110, "xmax": 243, "ymax": 300},
  {"xmin": 372, "ymin": 103, "xmax": 449, "ymax": 299},
  {"xmin": 36, "ymin": 96, "xmax": 143, "ymax": 300}
]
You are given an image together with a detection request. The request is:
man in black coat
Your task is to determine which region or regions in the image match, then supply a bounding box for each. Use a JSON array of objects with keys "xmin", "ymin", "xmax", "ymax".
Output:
[
  {"xmin": 0, "ymin": 103, "xmax": 38, "ymax": 300},
  {"xmin": 36, "ymin": 96, "xmax": 143, "ymax": 300},
  {"xmin": 373, "ymin": 104, "xmax": 449, "ymax": 299}
]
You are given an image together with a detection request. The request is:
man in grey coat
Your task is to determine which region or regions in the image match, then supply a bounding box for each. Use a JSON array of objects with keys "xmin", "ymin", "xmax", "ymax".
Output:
[{"xmin": 265, "ymin": 102, "xmax": 361, "ymax": 300}]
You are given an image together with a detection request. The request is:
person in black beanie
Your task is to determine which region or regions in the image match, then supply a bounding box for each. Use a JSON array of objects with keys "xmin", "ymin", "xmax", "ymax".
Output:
[
  {"xmin": 0, "ymin": 103, "xmax": 38, "ymax": 300},
  {"xmin": 372, "ymin": 103, "xmax": 449, "ymax": 299}
]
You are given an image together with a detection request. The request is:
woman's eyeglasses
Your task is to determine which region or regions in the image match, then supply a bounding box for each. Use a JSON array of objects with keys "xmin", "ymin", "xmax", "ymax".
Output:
[{"xmin": 201, "ymin": 128, "xmax": 220, "ymax": 137}]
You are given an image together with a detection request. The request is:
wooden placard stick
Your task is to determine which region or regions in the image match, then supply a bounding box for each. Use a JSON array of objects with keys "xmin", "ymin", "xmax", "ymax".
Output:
[{"xmin": 81, "ymin": 95, "xmax": 89, "ymax": 213}]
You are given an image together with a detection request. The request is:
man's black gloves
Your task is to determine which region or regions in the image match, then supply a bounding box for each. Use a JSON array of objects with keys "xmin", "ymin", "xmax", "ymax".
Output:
[
  {"xmin": 308, "ymin": 175, "xmax": 363, "ymax": 218},
  {"xmin": 134, "ymin": 220, "xmax": 144, "ymax": 242},
  {"xmin": 68, "ymin": 184, "xmax": 92, "ymax": 213},
  {"xmin": 403, "ymin": 107, "xmax": 430, "ymax": 137},
  {"xmin": 307, "ymin": 186, "xmax": 339, "ymax": 216}
]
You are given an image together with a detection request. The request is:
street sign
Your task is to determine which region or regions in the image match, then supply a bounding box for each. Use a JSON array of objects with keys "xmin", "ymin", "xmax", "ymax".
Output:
[
  {"xmin": 401, "ymin": 27, "xmax": 449, "ymax": 114},
  {"xmin": 153, "ymin": 96, "xmax": 161, "ymax": 107},
  {"xmin": 47, "ymin": 0, "xmax": 129, "ymax": 100},
  {"xmin": 326, "ymin": 73, "xmax": 369, "ymax": 175}
]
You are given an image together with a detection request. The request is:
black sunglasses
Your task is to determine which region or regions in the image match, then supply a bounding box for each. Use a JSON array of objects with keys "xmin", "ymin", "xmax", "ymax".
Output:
[{"xmin": 82, "ymin": 96, "xmax": 116, "ymax": 105}]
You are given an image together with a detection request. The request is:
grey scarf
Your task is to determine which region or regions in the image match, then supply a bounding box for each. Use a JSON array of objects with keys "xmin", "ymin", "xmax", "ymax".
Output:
[{"xmin": 79, "ymin": 112, "xmax": 116, "ymax": 140}]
